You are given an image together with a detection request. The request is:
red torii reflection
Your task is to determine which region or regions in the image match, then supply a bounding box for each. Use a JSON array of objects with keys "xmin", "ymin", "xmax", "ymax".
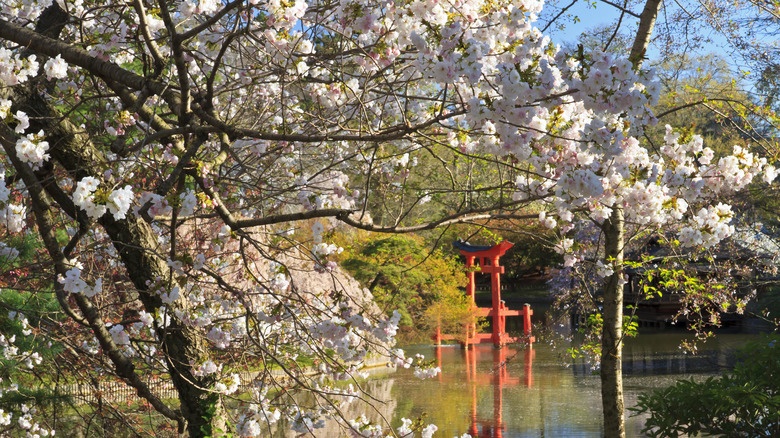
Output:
[{"xmin": 435, "ymin": 345, "xmax": 535, "ymax": 438}]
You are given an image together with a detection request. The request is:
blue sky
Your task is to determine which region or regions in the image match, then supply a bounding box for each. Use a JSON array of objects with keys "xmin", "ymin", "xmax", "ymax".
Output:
[
  {"xmin": 543, "ymin": 1, "xmax": 626, "ymax": 47},
  {"xmin": 540, "ymin": 0, "xmax": 755, "ymax": 84}
]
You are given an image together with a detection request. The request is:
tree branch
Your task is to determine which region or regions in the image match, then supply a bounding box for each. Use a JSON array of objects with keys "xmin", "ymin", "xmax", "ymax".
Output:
[
  {"xmin": 0, "ymin": 126, "xmax": 183, "ymax": 428},
  {"xmin": 599, "ymin": 0, "xmax": 641, "ymax": 18},
  {"xmin": 179, "ymin": 0, "xmax": 245, "ymax": 41},
  {"xmin": 0, "ymin": 17, "xmax": 182, "ymax": 112},
  {"xmin": 193, "ymin": 106, "xmax": 466, "ymax": 143}
]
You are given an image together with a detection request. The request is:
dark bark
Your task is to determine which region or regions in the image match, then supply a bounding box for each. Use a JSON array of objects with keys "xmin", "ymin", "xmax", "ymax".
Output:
[
  {"xmin": 0, "ymin": 125, "xmax": 183, "ymax": 429},
  {"xmin": 6, "ymin": 82, "xmax": 228, "ymax": 437},
  {"xmin": 0, "ymin": 4, "xmax": 230, "ymax": 436},
  {"xmin": 101, "ymin": 215, "xmax": 227, "ymax": 436}
]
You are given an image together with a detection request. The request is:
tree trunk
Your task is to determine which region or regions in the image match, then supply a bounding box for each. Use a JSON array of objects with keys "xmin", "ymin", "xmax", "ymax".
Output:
[
  {"xmin": 7, "ymin": 84, "xmax": 230, "ymax": 436},
  {"xmin": 601, "ymin": 207, "xmax": 625, "ymax": 438},
  {"xmin": 595, "ymin": 2, "xmax": 663, "ymax": 437},
  {"xmin": 629, "ymin": 0, "xmax": 662, "ymax": 67},
  {"xmin": 101, "ymin": 216, "xmax": 228, "ymax": 437},
  {"xmin": 1, "ymin": 5, "xmax": 231, "ymax": 434}
]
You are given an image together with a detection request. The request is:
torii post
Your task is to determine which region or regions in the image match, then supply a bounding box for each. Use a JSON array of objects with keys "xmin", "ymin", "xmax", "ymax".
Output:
[{"xmin": 452, "ymin": 240, "xmax": 535, "ymax": 347}]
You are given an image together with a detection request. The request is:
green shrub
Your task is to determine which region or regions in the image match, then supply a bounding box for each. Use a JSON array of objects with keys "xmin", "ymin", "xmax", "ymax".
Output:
[
  {"xmin": 632, "ymin": 334, "xmax": 780, "ymax": 438},
  {"xmin": 337, "ymin": 232, "xmax": 472, "ymax": 343}
]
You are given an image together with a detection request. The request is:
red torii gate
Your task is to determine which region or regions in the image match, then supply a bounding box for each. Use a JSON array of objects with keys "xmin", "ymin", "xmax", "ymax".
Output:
[{"xmin": 435, "ymin": 240, "xmax": 535, "ymax": 347}]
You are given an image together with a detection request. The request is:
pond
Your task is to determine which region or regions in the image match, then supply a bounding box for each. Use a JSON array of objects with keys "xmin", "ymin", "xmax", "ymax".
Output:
[{"xmin": 381, "ymin": 333, "xmax": 754, "ymax": 438}]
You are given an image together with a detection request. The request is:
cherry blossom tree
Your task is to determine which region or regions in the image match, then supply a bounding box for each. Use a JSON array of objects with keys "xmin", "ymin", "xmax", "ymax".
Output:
[{"xmin": 0, "ymin": 0, "xmax": 774, "ymax": 437}]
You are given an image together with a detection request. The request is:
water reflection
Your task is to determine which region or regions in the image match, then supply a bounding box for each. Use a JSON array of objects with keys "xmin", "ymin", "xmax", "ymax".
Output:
[
  {"xmin": 391, "ymin": 334, "xmax": 752, "ymax": 438},
  {"xmin": 458, "ymin": 347, "xmax": 534, "ymax": 438}
]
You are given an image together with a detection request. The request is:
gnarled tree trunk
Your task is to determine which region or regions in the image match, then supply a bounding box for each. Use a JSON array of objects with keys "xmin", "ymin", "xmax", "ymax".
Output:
[{"xmin": 0, "ymin": 5, "xmax": 230, "ymax": 436}]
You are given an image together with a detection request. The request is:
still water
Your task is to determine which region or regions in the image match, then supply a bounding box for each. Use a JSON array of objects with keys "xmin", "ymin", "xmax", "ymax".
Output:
[{"xmin": 383, "ymin": 333, "xmax": 753, "ymax": 438}]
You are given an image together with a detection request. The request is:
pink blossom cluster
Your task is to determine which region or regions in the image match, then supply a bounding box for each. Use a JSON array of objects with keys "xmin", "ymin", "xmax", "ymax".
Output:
[
  {"xmin": 14, "ymin": 131, "xmax": 49, "ymax": 165},
  {"xmin": 348, "ymin": 415, "xmax": 438, "ymax": 438},
  {"xmin": 0, "ymin": 163, "xmax": 21, "ymax": 236},
  {"xmin": 109, "ymin": 324, "xmax": 130, "ymax": 345},
  {"xmin": 0, "ymin": 202, "xmax": 24, "ymax": 233},
  {"xmin": 179, "ymin": 189, "xmax": 197, "ymax": 216},
  {"xmin": 534, "ymin": 121, "xmax": 775, "ymax": 260},
  {"xmin": 0, "ymin": 48, "xmax": 38, "ymax": 85},
  {"xmin": 57, "ymin": 266, "xmax": 103, "ymax": 298},
  {"xmin": 43, "ymin": 54, "xmax": 68, "ymax": 80},
  {"xmin": 14, "ymin": 405, "xmax": 54, "ymax": 437},
  {"xmin": 137, "ymin": 192, "xmax": 171, "ymax": 218},
  {"xmin": 72, "ymin": 177, "xmax": 134, "ymax": 220}
]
